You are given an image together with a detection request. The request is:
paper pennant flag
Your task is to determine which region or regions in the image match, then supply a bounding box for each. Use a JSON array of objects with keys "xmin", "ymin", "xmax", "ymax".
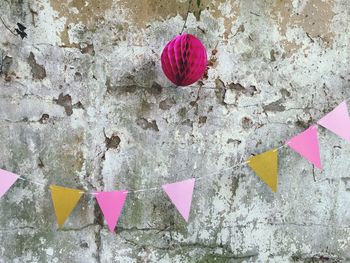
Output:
[
  {"xmin": 0, "ymin": 169, "xmax": 19, "ymax": 198},
  {"xmin": 94, "ymin": 190, "xmax": 128, "ymax": 232},
  {"xmin": 50, "ymin": 185, "xmax": 83, "ymax": 228},
  {"xmin": 287, "ymin": 125, "xmax": 322, "ymax": 169},
  {"xmin": 162, "ymin": 178, "xmax": 195, "ymax": 222},
  {"xmin": 317, "ymin": 101, "xmax": 350, "ymax": 143},
  {"xmin": 247, "ymin": 149, "xmax": 278, "ymax": 192}
]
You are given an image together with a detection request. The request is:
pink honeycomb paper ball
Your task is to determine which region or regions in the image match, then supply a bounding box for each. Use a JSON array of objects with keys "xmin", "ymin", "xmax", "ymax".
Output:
[{"xmin": 161, "ymin": 34, "xmax": 208, "ymax": 86}]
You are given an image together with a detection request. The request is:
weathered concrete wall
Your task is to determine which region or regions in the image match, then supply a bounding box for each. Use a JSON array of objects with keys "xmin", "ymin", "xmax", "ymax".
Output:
[{"xmin": 0, "ymin": 0, "xmax": 349, "ymax": 262}]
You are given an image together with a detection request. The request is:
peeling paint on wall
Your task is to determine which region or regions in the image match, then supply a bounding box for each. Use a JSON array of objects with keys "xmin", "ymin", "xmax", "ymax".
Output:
[{"xmin": 0, "ymin": 0, "xmax": 349, "ymax": 262}]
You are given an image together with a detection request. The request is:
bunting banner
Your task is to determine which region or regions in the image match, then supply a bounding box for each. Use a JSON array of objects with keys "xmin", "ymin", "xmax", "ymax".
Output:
[
  {"xmin": 287, "ymin": 125, "xmax": 322, "ymax": 169},
  {"xmin": 1, "ymin": 100, "xmax": 350, "ymax": 231},
  {"xmin": 0, "ymin": 169, "xmax": 19, "ymax": 198},
  {"xmin": 50, "ymin": 185, "xmax": 84, "ymax": 227},
  {"xmin": 247, "ymin": 149, "xmax": 278, "ymax": 192},
  {"xmin": 162, "ymin": 178, "xmax": 195, "ymax": 222},
  {"xmin": 94, "ymin": 190, "xmax": 128, "ymax": 232},
  {"xmin": 317, "ymin": 101, "xmax": 350, "ymax": 143}
]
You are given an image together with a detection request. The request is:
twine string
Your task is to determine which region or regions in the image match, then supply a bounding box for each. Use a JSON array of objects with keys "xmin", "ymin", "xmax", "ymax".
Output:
[{"xmin": 9, "ymin": 97, "xmax": 350, "ymax": 196}]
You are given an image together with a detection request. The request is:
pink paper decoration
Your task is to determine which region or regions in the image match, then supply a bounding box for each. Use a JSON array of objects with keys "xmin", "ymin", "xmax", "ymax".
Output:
[
  {"xmin": 161, "ymin": 34, "xmax": 207, "ymax": 86},
  {"xmin": 162, "ymin": 178, "xmax": 195, "ymax": 222},
  {"xmin": 0, "ymin": 169, "xmax": 19, "ymax": 198},
  {"xmin": 318, "ymin": 101, "xmax": 350, "ymax": 143},
  {"xmin": 94, "ymin": 190, "xmax": 128, "ymax": 232},
  {"xmin": 287, "ymin": 125, "xmax": 322, "ymax": 169}
]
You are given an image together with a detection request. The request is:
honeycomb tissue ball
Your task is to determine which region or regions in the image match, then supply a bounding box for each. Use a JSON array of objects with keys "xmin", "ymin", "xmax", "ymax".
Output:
[{"xmin": 161, "ymin": 34, "xmax": 208, "ymax": 86}]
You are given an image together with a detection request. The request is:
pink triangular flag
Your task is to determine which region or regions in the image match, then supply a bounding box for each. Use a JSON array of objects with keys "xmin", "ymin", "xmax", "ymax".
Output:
[
  {"xmin": 0, "ymin": 169, "xmax": 19, "ymax": 198},
  {"xmin": 94, "ymin": 190, "xmax": 128, "ymax": 232},
  {"xmin": 162, "ymin": 178, "xmax": 195, "ymax": 222},
  {"xmin": 287, "ymin": 125, "xmax": 322, "ymax": 169},
  {"xmin": 317, "ymin": 101, "xmax": 350, "ymax": 143}
]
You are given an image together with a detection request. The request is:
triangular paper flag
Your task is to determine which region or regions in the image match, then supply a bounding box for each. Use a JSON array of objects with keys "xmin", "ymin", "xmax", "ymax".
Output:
[
  {"xmin": 287, "ymin": 125, "xmax": 322, "ymax": 169},
  {"xmin": 317, "ymin": 101, "xmax": 350, "ymax": 143},
  {"xmin": 247, "ymin": 149, "xmax": 278, "ymax": 192},
  {"xmin": 94, "ymin": 190, "xmax": 128, "ymax": 232},
  {"xmin": 0, "ymin": 169, "xmax": 19, "ymax": 198},
  {"xmin": 50, "ymin": 185, "xmax": 83, "ymax": 227},
  {"xmin": 162, "ymin": 178, "xmax": 195, "ymax": 222}
]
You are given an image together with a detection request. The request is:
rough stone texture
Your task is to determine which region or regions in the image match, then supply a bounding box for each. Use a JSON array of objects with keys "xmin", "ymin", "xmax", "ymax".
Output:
[{"xmin": 0, "ymin": 0, "xmax": 349, "ymax": 262}]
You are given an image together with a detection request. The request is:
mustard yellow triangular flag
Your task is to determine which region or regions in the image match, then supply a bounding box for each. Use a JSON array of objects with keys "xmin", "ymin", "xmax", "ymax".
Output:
[
  {"xmin": 50, "ymin": 185, "xmax": 84, "ymax": 227},
  {"xmin": 247, "ymin": 149, "xmax": 278, "ymax": 192}
]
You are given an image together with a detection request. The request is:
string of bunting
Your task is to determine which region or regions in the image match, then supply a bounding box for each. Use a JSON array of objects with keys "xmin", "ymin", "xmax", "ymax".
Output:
[{"xmin": 1, "ymin": 98, "xmax": 350, "ymax": 232}]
